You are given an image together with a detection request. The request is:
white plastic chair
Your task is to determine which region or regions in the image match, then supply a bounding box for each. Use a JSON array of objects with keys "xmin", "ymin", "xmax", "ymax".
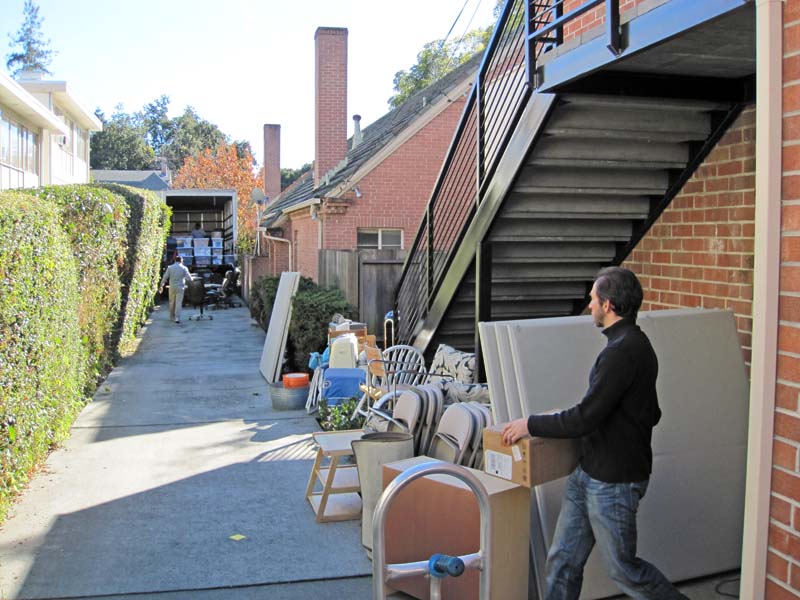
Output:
[{"xmin": 353, "ymin": 344, "xmax": 427, "ymax": 420}]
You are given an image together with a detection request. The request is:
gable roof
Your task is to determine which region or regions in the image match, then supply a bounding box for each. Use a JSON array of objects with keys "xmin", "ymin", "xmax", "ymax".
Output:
[
  {"xmin": 262, "ymin": 170, "xmax": 315, "ymax": 227},
  {"xmin": 262, "ymin": 52, "xmax": 482, "ymax": 228},
  {"xmin": 92, "ymin": 169, "xmax": 171, "ymax": 191}
]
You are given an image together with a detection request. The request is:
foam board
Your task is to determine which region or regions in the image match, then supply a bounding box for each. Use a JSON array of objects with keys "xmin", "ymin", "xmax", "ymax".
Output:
[
  {"xmin": 259, "ymin": 272, "xmax": 300, "ymax": 383},
  {"xmin": 482, "ymin": 309, "xmax": 748, "ymax": 599}
]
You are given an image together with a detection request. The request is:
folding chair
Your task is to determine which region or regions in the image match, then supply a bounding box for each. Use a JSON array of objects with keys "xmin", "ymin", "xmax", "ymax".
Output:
[
  {"xmin": 428, "ymin": 403, "xmax": 476, "ymax": 466},
  {"xmin": 353, "ymin": 344, "xmax": 426, "ymax": 420}
]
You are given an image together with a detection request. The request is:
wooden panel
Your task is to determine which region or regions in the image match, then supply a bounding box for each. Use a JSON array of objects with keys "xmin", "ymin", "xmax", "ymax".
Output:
[
  {"xmin": 318, "ymin": 250, "xmax": 359, "ymax": 308},
  {"xmin": 359, "ymin": 249, "xmax": 407, "ymax": 344}
]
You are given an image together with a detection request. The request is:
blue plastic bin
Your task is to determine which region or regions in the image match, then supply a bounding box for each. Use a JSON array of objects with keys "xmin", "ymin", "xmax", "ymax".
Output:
[{"xmin": 321, "ymin": 368, "xmax": 366, "ymax": 406}]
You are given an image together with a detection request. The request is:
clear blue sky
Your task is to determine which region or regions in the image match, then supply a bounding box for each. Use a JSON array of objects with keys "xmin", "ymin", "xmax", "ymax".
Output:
[{"xmin": 0, "ymin": 0, "xmax": 497, "ymax": 170}]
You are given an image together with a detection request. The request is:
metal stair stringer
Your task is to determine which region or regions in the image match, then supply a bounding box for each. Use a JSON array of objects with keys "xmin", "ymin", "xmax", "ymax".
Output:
[
  {"xmin": 411, "ymin": 92, "xmax": 558, "ymax": 354},
  {"xmin": 428, "ymin": 94, "xmax": 747, "ymax": 353}
]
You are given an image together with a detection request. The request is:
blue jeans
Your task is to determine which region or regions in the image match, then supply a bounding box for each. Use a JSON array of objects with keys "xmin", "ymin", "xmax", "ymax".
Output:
[{"xmin": 544, "ymin": 466, "xmax": 688, "ymax": 600}]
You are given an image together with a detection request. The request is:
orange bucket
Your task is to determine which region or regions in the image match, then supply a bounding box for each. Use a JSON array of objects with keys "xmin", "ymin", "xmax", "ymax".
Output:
[{"xmin": 283, "ymin": 372, "xmax": 309, "ymax": 388}]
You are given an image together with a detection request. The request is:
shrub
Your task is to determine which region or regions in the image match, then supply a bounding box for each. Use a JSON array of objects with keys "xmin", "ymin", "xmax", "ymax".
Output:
[
  {"xmin": 26, "ymin": 185, "xmax": 129, "ymax": 383},
  {"xmin": 0, "ymin": 192, "xmax": 85, "ymax": 521},
  {"xmin": 288, "ymin": 285, "xmax": 357, "ymax": 371},
  {"xmin": 96, "ymin": 184, "xmax": 171, "ymax": 351},
  {"xmin": 250, "ymin": 275, "xmax": 317, "ymax": 331},
  {"xmin": 317, "ymin": 398, "xmax": 365, "ymax": 431},
  {"xmin": 251, "ymin": 275, "xmax": 357, "ymax": 372}
]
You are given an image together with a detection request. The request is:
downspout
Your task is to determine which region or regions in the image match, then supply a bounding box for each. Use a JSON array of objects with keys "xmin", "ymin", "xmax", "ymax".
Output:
[
  {"xmin": 740, "ymin": 1, "xmax": 782, "ymax": 598},
  {"xmin": 263, "ymin": 235, "xmax": 292, "ymax": 272}
]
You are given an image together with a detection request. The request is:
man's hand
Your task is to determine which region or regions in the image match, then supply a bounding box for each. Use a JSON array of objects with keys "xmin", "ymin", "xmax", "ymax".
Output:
[
  {"xmin": 502, "ymin": 417, "xmax": 530, "ymax": 445},
  {"xmin": 158, "ymin": 287, "xmax": 163, "ymax": 294}
]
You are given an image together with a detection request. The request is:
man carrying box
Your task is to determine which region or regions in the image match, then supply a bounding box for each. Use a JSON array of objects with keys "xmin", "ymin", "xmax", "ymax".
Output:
[{"xmin": 502, "ymin": 267, "xmax": 687, "ymax": 600}]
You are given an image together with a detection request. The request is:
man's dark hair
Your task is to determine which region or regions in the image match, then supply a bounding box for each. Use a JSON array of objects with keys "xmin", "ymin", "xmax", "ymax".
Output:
[
  {"xmin": 594, "ymin": 267, "xmax": 643, "ymax": 319},
  {"xmin": 174, "ymin": 255, "xmax": 183, "ymax": 263},
  {"xmin": 195, "ymin": 222, "xmax": 201, "ymax": 228}
]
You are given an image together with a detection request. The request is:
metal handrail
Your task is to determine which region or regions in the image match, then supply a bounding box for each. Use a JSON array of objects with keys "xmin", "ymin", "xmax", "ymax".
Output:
[
  {"xmin": 372, "ymin": 461, "xmax": 492, "ymax": 600},
  {"xmin": 394, "ymin": 0, "xmax": 622, "ymax": 346}
]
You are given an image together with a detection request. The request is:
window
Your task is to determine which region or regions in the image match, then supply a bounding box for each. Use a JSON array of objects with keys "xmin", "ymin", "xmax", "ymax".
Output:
[
  {"xmin": 0, "ymin": 110, "xmax": 38, "ymax": 173},
  {"xmin": 357, "ymin": 228, "xmax": 403, "ymax": 250}
]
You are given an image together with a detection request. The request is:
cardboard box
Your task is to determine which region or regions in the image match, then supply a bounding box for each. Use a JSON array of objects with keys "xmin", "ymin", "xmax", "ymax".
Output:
[
  {"xmin": 482, "ymin": 425, "xmax": 578, "ymax": 488},
  {"xmin": 381, "ymin": 456, "xmax": 529, "ymax": 600}
]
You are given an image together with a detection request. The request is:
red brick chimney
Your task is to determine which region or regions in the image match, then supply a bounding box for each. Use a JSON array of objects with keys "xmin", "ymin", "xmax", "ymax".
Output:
[
  {"xmin": 314, "ymin": 26, "xmax": 348, "ymax": 187},
  {"xmin": 263, "ymin": 123, "xmax": 281, "ymax": 201}
]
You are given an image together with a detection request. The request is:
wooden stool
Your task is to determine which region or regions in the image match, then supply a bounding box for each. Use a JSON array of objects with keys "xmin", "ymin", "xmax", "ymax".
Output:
[{"xmin": 305, "ymin": 429, "xmax": 364, "ymax": 523}]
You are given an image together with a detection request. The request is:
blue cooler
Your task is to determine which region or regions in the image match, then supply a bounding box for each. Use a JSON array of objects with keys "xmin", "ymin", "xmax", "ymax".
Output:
[{"xmin": 321, "ymin": 368, "xmax": 366, "ymax": 406}]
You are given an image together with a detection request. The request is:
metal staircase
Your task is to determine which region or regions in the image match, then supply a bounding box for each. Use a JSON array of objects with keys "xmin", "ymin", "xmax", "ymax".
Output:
[{"xmin": 394, "ymin": 0, "xmax": 755, "ymax": 359}]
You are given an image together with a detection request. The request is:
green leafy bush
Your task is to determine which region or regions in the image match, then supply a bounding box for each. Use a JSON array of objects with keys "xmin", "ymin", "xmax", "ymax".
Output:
[
  {"xmin": 288, "ymin": 286, "xmax": 357, "ymax": 370},
  {"xmin": 96, "ymin": 184, "xmax": 171, "ymax": 351},
  {"xmin": 26, "ymin": 185, "xmax": 129, "ymax": 383},
  {"xmin": 251, "ymin": 275, "xmax": 357, "ymax": 372},
  {"xmin": 317, "ymin": 398, "xmax": 365, "ymax": 431},
  {"xmin": 250, "ymin": 275, "xmax": 316, "ymax": 331},
  {"xmin": 0, "ymin": 192, "xmax": 85, "ymax": 521}
]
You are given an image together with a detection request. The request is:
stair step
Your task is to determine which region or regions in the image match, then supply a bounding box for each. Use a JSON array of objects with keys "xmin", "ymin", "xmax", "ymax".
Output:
[
  {"xmin": 532, "ymin": 136, "xmax": 688, "ymax": 164},
  {"xmin": 490, "ymin": 219, "xmax": 632, "ymax": 242},
  {"xmin": 502, "ymin": 193, "xmax": 651, "ymax": 219},
  {"xmin": 516, "ymin": 166, "xmax": 669, "ymax": 194},
  {"xmin": 489, "ymin": 262, "xmax": 602, "ymax": 281},
  {"xmin": 489, "ymin": 241, "xmax": 617, "ymax": 261},
  {"xmin": 545, "ymin": 127, "xmax": 707, "ymax": 143},
  {"xmin": 529, "ymin": 157, "xmax": 685, "ymax": 170},
  {"xmin": 559, "ymin": 94, "xmax": 729, "ymax": 113},
  {"xmin": 446, "ymin": 300, "xmax": 577, "ymax": 319},
  {"xmin": 458, "ymin": 281, "xmax": 588, "ymax": 300},
  {"xmin": 546, "ymin": 105, "xmax": 712, "ymax": 137}
]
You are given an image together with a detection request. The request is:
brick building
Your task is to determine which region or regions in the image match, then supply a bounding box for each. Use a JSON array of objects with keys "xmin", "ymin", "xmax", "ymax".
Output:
[
  {"xmin": 389, "ymin": 0, "xmax": 796, "ymax": 597},
  {"xmin": 259, "ymin": 27, "xmax": 480, "ymax": 281}
]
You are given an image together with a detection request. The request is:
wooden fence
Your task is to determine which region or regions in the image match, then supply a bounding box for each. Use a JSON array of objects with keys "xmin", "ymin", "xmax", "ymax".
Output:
[{"xmin": 319, "ymin": 249, "xmax": 406, "ymax": 343}]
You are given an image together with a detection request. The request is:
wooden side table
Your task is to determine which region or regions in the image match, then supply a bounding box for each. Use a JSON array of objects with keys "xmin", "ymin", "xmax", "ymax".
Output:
[{"xmin": 305, "ymin": 429, "xmax": 364, "ymax": 523}]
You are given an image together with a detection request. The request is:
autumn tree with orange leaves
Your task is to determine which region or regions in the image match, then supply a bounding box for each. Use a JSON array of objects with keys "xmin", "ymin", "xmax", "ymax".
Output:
[{"xmin": 173, "ymin": 143, "xmax": 260, "ymax": 254}]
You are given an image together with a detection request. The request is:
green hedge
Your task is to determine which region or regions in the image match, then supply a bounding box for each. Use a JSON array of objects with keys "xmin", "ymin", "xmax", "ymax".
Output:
[
  {"xmin": 28, "ymin": 185, "xmax": 129, "ymax": 382},
  {"xmin": 0, "ymin": 184, "xmax": 169, "ymax": 522},
  {"xmin": 0, "ymin": 192, "xmax": 85, "ymax": 519},
  {"xmin": 251, "ymin": 275, "xmax": 357, "ymax": 372},
  {"xmin": 96, "ymin": 184, "xmax": 171, "ymax": 351}
]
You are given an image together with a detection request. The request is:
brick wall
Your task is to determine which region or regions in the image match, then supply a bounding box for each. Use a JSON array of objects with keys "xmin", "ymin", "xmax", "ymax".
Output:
[
  {"xmin": 770, "ymin": 4, "xmax": 800, "ymax": 597},
  {"xmin": 288, "ymin": 211, "xmax": 319, "ymax": 279},
  {"xmin": 320, "ymin": 97, "xmax": 467, "ymax": 251},
  {"xmin": 315, "ymin": 27, "xmax": 348, "ymax": 185},
  {"xmin": 623, "ymin": 106, "xmax": 756, "ymax": 369},
  {"xmin": 559, "ymin": 0, "xmax": 666, "ymax": 43}
]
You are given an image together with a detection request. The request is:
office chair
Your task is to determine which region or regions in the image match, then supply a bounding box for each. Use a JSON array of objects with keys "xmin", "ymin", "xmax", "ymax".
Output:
[
  {"xmin": 209, "ymin": 268, "xmax": 242, "ymax": 309},
  {"xmin": 187, "ymin": 278, "xmax": 213, "ymax": 321}
]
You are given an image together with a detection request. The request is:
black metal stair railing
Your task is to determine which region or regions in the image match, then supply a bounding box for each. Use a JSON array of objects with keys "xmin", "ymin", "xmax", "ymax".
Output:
[{"xmin": 394, "ymin": 0, "xmax": 621, "ymax": 346}]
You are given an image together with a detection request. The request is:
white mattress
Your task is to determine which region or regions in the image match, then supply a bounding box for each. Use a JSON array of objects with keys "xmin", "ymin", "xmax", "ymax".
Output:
[{"xmin": 479, "ymin": 309, "xmax": 748, "ymax": 599}]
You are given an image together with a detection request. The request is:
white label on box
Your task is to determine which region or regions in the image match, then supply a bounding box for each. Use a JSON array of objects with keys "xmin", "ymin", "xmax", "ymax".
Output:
[
  {"xmin": 511, "ymin": 445, "xmax": 522, "ymax": 462},
  {"xmin": 485, "ymin": 450, "xmax": 513, "ymax": 480}
]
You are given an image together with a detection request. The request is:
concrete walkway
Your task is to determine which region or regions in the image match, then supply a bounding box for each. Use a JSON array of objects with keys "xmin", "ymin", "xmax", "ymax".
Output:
[
  {"xmin": 0, "ymin": 298, "xmax": 739, "ymax": 599},
  {"xmin": 0, "ymin": 300, "xmax": 372, "ymax": 599}
]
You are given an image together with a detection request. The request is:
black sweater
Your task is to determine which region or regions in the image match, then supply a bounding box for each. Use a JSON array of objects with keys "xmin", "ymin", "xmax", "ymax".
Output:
[{"xmin": 526, "ymin": 318, "xmax": 662, "ymax": 483}]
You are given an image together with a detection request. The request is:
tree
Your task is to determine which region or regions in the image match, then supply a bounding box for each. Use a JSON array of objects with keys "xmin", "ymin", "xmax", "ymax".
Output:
[
  {"xmin": 281, "ymin": 163, "xmax": 312, "ymax": 190},
  {"xmin": 173, "ymin": 143, "xmax": 260, "ymax": 254},
  {"xmin": 6, "ymin": 0, "xmax": 55, "ymax": 77},
  {"xmin": 142, "ymin": 95, "xmax": 173, "ymax": 156},
  {"xmin": 90, "ymin": 107, "xmax": 155, "ymax": 170},
  {"xmin": 233, "ymin": 140, "xmax": 256, "ymax": 166},
  {"xmin": 387, "ymin": 0, "xmax": 507, "ymax": 109},
  {"xmin": 160, "ymin": 106, "xmax": 226, "ymax": 171},
  {"xmin": 388, "ymin": 29, "xmax": 490, "ymax": 109}
]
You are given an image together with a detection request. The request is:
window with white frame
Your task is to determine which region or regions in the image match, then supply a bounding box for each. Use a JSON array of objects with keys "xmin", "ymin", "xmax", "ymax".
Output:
[
  {"xmin": 357, "ymin": 228, "xmax": 403, "ymax": 250},
  {"xmin": 0, "ymin": 109, "xmax": 39, "ymax": 177}
]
